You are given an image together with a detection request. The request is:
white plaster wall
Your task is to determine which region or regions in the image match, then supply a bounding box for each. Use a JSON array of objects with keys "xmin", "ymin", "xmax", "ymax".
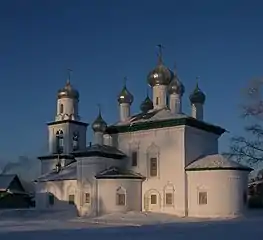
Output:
[
  {"xmin": 119, "ymin": 103, "xmax": 130, "ymax": 122},
  {"xmin": 35, "ymin": 180, "xmax": 78, "ymax": 211},
  {"xmin": 115, "ymin": 126, "xmax": 187, "ymax": 216},
  {"xmin": 48, "ymin": 122, "xmax": 87, "ymax": 154},
  {"xmin": 184, "ymin": 126, "xmax": 219, "ymax": 166},
  {"xmin": 97, "ymin": 179, "xmax": 142, "ymax": 215},
  {"xmin": 187, "ymin": 170, "xmax": 249, "ymax": 218},
  {"xmin": 76, "ymin": 156, "xmax": 125, "ymax": 216},
  {"xmin": 153, "ymin": 85, "xmax": 167, "ymax": 109},
  {"xmin": 56, "ymin": 98, "xmax": 79, "ymax": 121},
  {"xmin": 169, "ymin": 94, "xmax": 182, "ymax": 114}
]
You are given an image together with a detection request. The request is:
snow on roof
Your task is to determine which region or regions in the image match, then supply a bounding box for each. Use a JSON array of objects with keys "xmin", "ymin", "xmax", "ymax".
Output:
[
  {"xmin": 95, "ymin": 167, "xmax": 145, "ymax": 179},
  {"xmin": 113, "ymin": 108, "xmax": 188, "ymax": 126},
  {"xmin": 37, "ymin": 162, "xmax": 77, "ymax": 182},
  {"xmin": 0, "ymin": 174, "xmax": 17, "ymax": 191},
  {"xmin": 185, "ymin": 154, "xmax": 252, "ymax": 171}
]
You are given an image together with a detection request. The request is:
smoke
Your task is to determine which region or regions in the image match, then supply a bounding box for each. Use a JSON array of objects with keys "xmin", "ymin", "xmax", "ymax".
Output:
[{"xmin": 0, "ymin": 156, "xmax": 41, "ymax": 193}]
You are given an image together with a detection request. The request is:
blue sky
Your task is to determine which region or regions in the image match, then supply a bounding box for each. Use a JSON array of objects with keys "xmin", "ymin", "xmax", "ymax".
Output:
[{"xmin": 0, "ymin": 0, "xmax": 263, "ymax": 162}]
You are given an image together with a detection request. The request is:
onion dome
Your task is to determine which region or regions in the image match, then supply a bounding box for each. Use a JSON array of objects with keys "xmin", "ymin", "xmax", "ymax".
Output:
[
  {"xmin": 92, "ymin": 109, "xmax": 107, "ymax": 133},
  {"xmin": 189, "ymin": 82, "xmax": 206, "ymax": 104},
  {"xmin": 147, "ymin": 45, "xmax": 172, "ymax": 87},
  {"xmin": 140, "ymin": 95, "xmax": 153, "ymax": 113},
  {"xmin": 117, "ymin": 80, "xmax": 134, "ymax": 105},
  {"xmin": 57, "ymin": 80, "xmax": 79, "ymax": 100},
  {"xmin": 167, "ymin": 68, "xmax": 185, "ymax": 96}
]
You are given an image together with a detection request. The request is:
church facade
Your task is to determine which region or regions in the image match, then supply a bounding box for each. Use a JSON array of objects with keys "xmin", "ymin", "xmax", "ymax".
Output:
[{"xmin": 35, "ymin": 50, "xmax": 252, "ymax": 218}]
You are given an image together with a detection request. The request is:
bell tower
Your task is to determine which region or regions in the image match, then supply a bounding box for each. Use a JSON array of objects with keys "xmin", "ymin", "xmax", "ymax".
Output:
[{"xmin": 38, "ymin": 70, "xmax": 88, "ymax": 175}]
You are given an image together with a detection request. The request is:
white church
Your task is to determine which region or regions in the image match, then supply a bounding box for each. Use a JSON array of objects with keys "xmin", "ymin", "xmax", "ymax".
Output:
[{"xmin": 35, "ymin": 48, "xmax": 252, "ymax": 218}]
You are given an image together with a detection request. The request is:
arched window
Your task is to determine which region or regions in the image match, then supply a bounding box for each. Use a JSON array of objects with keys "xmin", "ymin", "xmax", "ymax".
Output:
[
  {"xmin": 73, "ymin": 132, "xmax": 79, "ymax": 151},
  {"xmin": 59, "ymin": 104, "xmax": 64, "ymax": 114},
  {"xmin": 56, "ymin": 130, "xmax": 64, "ymax": 153}
]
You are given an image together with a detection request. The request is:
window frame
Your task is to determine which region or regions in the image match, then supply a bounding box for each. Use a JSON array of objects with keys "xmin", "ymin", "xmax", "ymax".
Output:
[
  {"xmin": 116, "ymin": 193, "xmax": 126, "ymax": 206},
  {"xmin": 165, "ymin": 192, "xmax": 173, "ymax": 205},
  {"xmin": 59, "ymin": 104, "xmax": 64, "ymax": 114},
  {"xmin": 198, "ymin": 191, "xmax": 207, "ymax": 205},
  {"xmin": 150, "ymin": 194, "xmax": 157, "ymax": 204},
  {"xmin": 84, "ymin": 193, "xmax": 90, "ymax": 204},
  {"xmin": 131, "ymin": 151, "xmax": 138, "ymax": 167},
  {"xmin": 68, "ymin": 194, "xmax": 75, "ymax": 205},
  {"xmin": 150, "ymin": 157, "xmax": 158, "ymax": 177}
]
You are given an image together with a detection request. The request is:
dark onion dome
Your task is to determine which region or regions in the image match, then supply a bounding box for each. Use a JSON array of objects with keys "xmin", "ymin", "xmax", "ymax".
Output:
[
  {"xmin": 57, "ymin": 80, "xmax": 79, "ymax": 100},
  {"xmin": 140, "ymin": 95, "xmax": 154, "ymax": 113},
  {"xmin": 167, "ymin": 70, "xmax": 185, "ymax": 96},
  {"xmin": 92, "ymin": 110, "xmax": 107, "ymax": 132},
  {"xmin": 189, "ymin": 82, "xmax": 206, "ymax": 104},
  {"xmin": 117, "ymin": 83, "xmax": 134, "ymax": 105}
]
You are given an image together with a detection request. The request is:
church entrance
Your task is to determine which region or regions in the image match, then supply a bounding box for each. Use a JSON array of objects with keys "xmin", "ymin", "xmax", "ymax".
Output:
[{"xmin": 144, "ymin": 189, "xmax": 161, "ymax": 212}]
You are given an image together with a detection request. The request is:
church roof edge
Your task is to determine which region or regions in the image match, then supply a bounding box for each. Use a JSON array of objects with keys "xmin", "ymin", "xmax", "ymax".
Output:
[{"xmin": 106, "ymin": 117, "xmax": 226, "ymax": 136}]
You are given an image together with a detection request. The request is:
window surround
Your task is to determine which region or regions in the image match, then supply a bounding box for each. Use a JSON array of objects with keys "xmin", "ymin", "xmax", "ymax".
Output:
[
  {"xmin": 198, "ymin": 191, "xmax": 207, "ymax": 205},
  {"xmin": 68, "ymin": 194, "xmax": 75, "ymax": 205},
  {"xmin": 147, "ymin": 143, "xmax": 160, "ymax": 178},
  {"xmin": 116, "ymin": 187, "xmax": 126, "ymax": 206}
]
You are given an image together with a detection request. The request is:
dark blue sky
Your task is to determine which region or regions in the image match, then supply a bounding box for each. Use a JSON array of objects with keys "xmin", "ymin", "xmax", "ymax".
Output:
[{"xmin": 0, "ymin": 0, "xmax": 263, "ymax": 162}]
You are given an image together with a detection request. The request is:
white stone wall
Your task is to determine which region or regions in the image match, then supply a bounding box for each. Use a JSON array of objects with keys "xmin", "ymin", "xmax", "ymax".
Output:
[
  {"xmin": 114, "ymin": 126, "xmax": 187, "ymax": 216},
  {"xmin": 35, "ymin": 180, "xmax": 78, "ymax": 211},
  {"xmin": 76, "ymin": 156, "xmax": 125, "ymax": 216},
  {"xmin": 97, "ymin": 179, "xmax": 142, "ymax": 215},
  {"xmin": 56, "ymin": 97, "xmax": 79, "ymax": 121},
  {"xmin": 48, "ymin": 122, "xmax": 87, "ymax": 155},
  {"xmin": 184, "ymin": 126, "xmax": 219, "ymax": 166},
  {"xmin": 187, "ymin": 170, "xmax": 249, "ymax": 218}
]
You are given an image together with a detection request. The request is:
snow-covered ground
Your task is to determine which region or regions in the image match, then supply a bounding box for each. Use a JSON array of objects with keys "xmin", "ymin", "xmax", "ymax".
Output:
[{"xmin": 0, "ymin": 209, "xmax": 263, "ymax": 239}]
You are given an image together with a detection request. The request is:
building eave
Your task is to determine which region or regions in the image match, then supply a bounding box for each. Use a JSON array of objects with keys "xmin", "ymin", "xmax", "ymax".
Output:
[
  {"xmin": 47, "ymin": 120, "xmax": 89, "ymax": 127},
  {"xmin": 185, "ymin": 167, "xmax": 253, "ymax": 172},
  {"xmin": 38, "ymin": 154, "xmax": 75, "ymax": 161},
  {"xmin": 95, "ymin": 176, "xmax": 145, "ymax": 180},
  {"xmin": 72, "ymin": 151, "xmax": 125, "ymax": 159},
  {"xmin": 106, "ymin": 117, "xmax": 226, "ymax": 135}
]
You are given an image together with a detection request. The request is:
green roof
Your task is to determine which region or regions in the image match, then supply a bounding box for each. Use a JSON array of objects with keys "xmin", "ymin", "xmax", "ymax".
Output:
[{"xmin": 106, "ymin": 117, "xmax": 225, "ymax": 135}]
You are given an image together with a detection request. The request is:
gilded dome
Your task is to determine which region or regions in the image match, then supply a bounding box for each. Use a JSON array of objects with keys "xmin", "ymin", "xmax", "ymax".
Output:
[
  {"xmin": 57, "ymin": 80, "xmax": 79, "ymax": 100},
  {"xmin": 147, "ymin": 61, "xmax": 172, "ymax": 87},
  {"xmin": 189, "ymin": 83, "xmax": 206, "ymax": 104},
  {"xmin": 117, "ymin": 84, "xmax": 134, "ymax": 105},
  {"xmin": 92, "ymin": 111, "xmax": 107, "ymax": 132},
  {"xmin": 140, "ymin": 95, "xmax": 153, "ymax": 113},
  {"xmin": 167, "ymin": 71, "xmax": 185, "ymax": 96}
]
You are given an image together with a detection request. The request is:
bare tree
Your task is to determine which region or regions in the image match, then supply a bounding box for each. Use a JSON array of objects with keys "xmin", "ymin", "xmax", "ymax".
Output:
[{"xmin": 225, "ymin": 78, "xmax": 263, "ymax": 166}]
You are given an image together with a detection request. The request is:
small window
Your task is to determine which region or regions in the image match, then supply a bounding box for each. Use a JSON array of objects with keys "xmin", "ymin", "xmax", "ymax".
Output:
[
  {"xmin": 116, "ymin": 193, "xmax": 126, "ymax": 206},
  {"xmin": 150, "ymin": 157, "xmax": 157, "ymax": 177},
  {"xmin": 165, "ymin": 193, "xmax": 173, "ymax": 205},
  {"xmin": 59, "ymin": 104, "xmax": 64, "ymax": 114},
  {"xmin": 198, "ymin": 192, "xmax": 207, "ymax": 205},
  {"xmin": 85, "ymin": 193, "xmax": 90, "ymax": 204},
  {"xmin": 73, "ymin": 132, "xmax": 79, "ymax": 151},
  {"xmin": 131, "ymin": 151, "xmax": 137, "ymax": 166},
  {"xmin": 49, "ymin": 193, "xmax": 54, "ymax": 206},
  {"xmin": 151, "ymin": 194, "xmax": 157, "ymax": 204},
  {"xmin": 68, "ymin": 194, "xmax": 75, "ymax": 205},
  {"xmin": 156, "ymin": 97, "xmax": 159, "ymax": 105}
]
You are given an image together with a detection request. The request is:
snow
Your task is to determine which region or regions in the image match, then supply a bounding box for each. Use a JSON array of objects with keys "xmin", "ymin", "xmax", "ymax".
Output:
[
  {"xmin": 0, "ymin": 210, "xmax": 263, "ymax": 239},
  {"xmin": 186, "ymin": 154, "xmax": 252, "ymax": 170}
]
